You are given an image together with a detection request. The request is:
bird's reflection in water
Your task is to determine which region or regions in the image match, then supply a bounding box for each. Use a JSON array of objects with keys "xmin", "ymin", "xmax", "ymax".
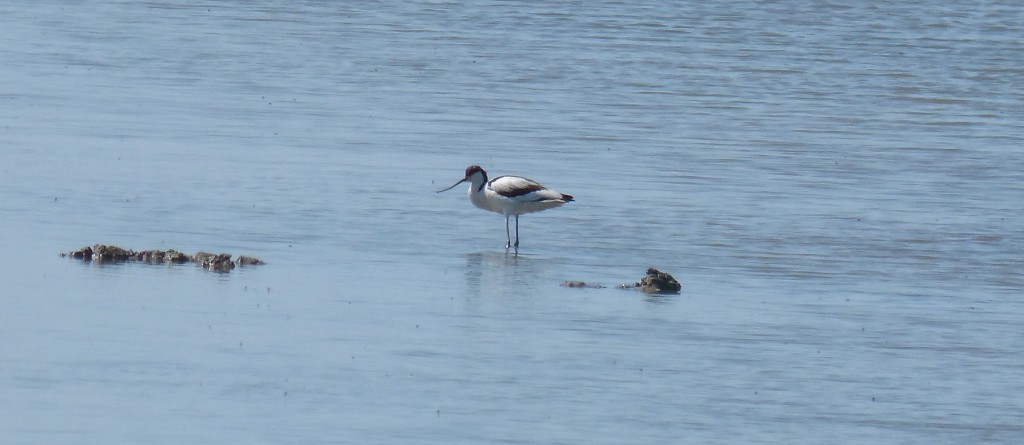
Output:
[{"xmin": 463, "ymin": 249, "xmax": 548, "ymax": 302}]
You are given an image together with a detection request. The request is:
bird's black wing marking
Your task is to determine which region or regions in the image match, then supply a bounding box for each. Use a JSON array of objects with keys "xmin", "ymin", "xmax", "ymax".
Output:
[{"xmin": 489, "ymin": 176, "xmax": 545, "ymax": 198}]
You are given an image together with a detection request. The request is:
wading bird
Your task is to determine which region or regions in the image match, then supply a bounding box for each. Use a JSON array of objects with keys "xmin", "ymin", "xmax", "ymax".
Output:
[{"xmin": 437, "ymin": 165, "xmax": 574, "ymax": 249}]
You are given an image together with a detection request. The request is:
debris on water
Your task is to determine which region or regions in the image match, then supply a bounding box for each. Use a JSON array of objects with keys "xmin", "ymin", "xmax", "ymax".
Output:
[
  {"xmin": 619, "ymin": 267, "xmax": 681, "ymax": 294},
  {"xmin": 563, "ymin": 269, "xmax": 680, "ymax": 294},
  {"xmin": 62, "ymin": 244, "xmax": 264, "ymax": 272}
]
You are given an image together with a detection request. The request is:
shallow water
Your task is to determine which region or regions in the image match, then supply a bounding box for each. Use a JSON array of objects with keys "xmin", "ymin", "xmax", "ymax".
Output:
[{"xmin": 2, "ymin": 1, "xmax": 1023, "ymax": 443}]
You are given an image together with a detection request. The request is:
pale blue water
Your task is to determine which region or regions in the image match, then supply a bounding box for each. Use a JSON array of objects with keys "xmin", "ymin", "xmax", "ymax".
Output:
[{"xmin": 2, "ymin": 1, "xmax": 1022, "ymax": 443}]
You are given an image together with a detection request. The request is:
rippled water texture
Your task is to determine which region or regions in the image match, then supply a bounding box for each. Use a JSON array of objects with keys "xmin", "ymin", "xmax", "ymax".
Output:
[{"xmin": 1, "ymin": 2, "xmax": 1022, "ymax": 443}]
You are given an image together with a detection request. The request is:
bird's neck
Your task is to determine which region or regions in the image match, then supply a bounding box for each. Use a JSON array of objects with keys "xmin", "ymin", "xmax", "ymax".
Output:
[{"xmin": 469, "ymin": 172, "xmax": 487, "ymax": 193}]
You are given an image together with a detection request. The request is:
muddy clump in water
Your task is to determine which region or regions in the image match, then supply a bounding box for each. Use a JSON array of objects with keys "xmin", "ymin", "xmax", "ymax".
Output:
[{"xmin": 62, "ymin": 244, "xmax": 263, "ymax": 273}]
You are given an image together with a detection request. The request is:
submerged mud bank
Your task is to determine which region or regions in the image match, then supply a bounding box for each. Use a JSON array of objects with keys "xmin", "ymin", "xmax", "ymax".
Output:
[
  {"xmin": 562, "ymin": 267, "xmax": 681, "ymax": 294},
  {"xmin": 62, "ymin": 244, "xmax": 264, "ymax": 272}
]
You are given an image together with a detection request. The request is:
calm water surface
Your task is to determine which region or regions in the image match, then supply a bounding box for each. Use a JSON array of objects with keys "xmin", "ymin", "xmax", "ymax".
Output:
[{"xmin": 1, "ymin": 1, "xmax": 1022, "ymax": 443}]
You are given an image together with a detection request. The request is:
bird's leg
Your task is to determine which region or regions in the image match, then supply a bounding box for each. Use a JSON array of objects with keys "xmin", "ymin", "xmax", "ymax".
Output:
[
  {"xmin": 514, "ymin": 215, "xmax": 520, "ymax": 247},
  {"xmin": 504, "ymin": 215, "xmax": 512, "ymax": 249}
]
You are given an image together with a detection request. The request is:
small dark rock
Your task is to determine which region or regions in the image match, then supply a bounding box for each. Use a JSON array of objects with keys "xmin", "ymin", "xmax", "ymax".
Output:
[
  {"xmin": 92, "ymin": 244, "xmax": 132, "ymax": 262},
  {"xmin": 191, "ymin": 251, "xmax": 216, "ymax": 263},
  {"xmin": 63, "ymin": 246, "xmax": 94, "ymax": 260},
  {"xmin": 164, "ymin": 249, "xmax": 189, "ymax": 263},
  {"xmin": 136, "ymin": 249, "xmax": 166, "ymax": 263},
  {"xmin": 130, "ymin": 249, "xmax": 191, "ymax": 264},
  {"xmin": 194, "ymin": 252, "xmax": 235, "ymax": 272},
  {"xmin": 236, "ymin": 255, "xmax": 265, "ymax": 266}
]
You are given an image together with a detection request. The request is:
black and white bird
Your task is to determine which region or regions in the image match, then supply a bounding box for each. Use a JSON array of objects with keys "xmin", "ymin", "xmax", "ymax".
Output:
[{"xmin": 437, "ymin": 165, "xmax": 574, "ymax": 249}]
